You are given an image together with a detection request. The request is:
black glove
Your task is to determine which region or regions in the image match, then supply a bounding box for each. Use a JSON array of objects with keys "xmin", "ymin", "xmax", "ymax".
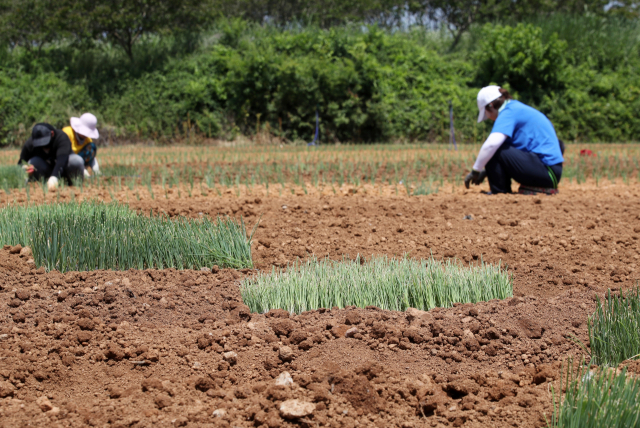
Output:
[{"xmin": 464, "ymin": 170, "xmax": 487, "ymax": 189}]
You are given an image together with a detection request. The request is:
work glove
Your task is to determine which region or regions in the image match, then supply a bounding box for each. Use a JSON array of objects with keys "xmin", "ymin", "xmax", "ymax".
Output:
[
  {"xmin": 47, "ymin": 176, "xmax": 59, "ymax": 191},
  {"xmin": 22, "ymin": 164, "xmax": 35, "ymax": 175},
  {"xmin": 464, "ymin": 170, "xmax": 487, "ymax": 189}
]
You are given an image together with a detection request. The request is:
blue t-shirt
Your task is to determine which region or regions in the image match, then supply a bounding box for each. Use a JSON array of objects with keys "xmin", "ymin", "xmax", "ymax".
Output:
[{"xmin": 492, "ymin": 100, "xmax": 564, "ymax": 166}]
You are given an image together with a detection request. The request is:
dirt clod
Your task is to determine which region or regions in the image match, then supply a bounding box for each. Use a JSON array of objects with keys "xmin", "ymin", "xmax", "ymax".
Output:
[
  {"xmin": 36, "ymin": 396, "xmax": 54, "ymax": 412},
  {"xmin": 275, "ymin": 371, "xmax": 294, "ymax": 386},
  {"xmin": 279, "ymin": 346, "xmax": 294, "ymax": 362},
  {"xmin": 154, "ymin": 393, "xmax": 173, "ymax": 409},
  {"xmin": 0, "ymin": 381, "xmax": 15, "ymax": 398},
  {"xmin": 223, "ymin": 351, "xmax": 238, "ymax": 365},
  {"xmin": 77, "ymin": 318, "xmax": 95, "ymax": 330},
  {"xmin": 15, "ymin": 290, "xmax": 30, "ymax": 301},
  {"xmin": 280, "ymin": 399, "xmax": 315, "ymax": 419}
]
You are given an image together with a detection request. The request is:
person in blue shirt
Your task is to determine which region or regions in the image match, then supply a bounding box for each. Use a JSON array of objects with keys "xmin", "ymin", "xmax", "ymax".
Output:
[{"xmin": 464, "ymin": 86, "xmax": 564, "ymax": 194}]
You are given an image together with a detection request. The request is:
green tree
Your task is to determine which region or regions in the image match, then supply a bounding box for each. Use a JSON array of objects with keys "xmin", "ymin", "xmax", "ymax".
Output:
[
  {"xmin": 0, "ymin": 0, "xmax": 72, "ymax": 50},
  {"xmin": 211, "ymin": 0, "xmax": 406, "ymax": 28},
  {"xmin": 606, "ymin": 0, "xmax": 640, "ymax": 18},
  {"xmin": 407, "ymin": 0, "xmax": 619, "ymax": 51},
  {"xmin": 82, "ymin": 0, "xmax": 214, "ymax": 60}
]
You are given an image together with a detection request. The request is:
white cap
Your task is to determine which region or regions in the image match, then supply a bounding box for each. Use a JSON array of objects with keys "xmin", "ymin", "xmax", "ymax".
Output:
[
  {"xmin": 477, "ymin": 86, "xmax": 502, "ymax": 123},
  {"xmin": 70, "ymin": 113, "xmax": 99, "ymax": 139}
]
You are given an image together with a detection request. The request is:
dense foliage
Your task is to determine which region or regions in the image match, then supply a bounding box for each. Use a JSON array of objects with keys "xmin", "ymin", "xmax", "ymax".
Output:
[
  {"xmin": 2, "ymin": 0, "xmax": 625, "ymax": 52},
  {"xmin": 1, "ymin": 14, "xmax": 639, "ymax": 145}
]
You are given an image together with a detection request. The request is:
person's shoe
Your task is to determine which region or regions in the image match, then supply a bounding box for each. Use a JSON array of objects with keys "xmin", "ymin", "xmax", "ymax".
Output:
[{"xmin": 518, "ymin": 185, "xmax": 558, "ymax": 195}]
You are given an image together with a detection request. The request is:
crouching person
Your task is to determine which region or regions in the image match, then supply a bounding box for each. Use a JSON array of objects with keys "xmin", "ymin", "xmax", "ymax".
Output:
[
  {"xmin": 18, "ymin": 123, "xmax": 84, "ymax": 190},
  {"xmin": 63, "ymin": 113, "xmax": 100, "ymax": 177},
  {"xmin": 465, "ymin": 86, "xmax": 564, "ymax": 195}
]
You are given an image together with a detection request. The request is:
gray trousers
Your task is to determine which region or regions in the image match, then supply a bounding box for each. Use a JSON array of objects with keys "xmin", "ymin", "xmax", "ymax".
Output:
[{"xmin": 28, "ymin": 154, "xmax": 85, "ymax": 183}]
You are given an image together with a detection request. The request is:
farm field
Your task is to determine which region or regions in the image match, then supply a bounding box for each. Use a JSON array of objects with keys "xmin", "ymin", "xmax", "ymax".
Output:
[{"xmin": 1, "ymin": 144, "xmax": 640, "ymax": 427}]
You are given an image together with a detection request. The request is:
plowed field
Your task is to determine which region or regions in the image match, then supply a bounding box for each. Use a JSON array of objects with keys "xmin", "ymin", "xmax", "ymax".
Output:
[{"xmin": 1, "ymin": 172, "xmax": 640, "ymax": 427}]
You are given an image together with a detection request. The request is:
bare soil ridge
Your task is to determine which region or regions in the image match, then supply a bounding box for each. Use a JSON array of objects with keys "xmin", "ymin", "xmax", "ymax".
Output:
[{"xmin": 1, "ymin": 185, "xmax": 640, "ymax": 427}]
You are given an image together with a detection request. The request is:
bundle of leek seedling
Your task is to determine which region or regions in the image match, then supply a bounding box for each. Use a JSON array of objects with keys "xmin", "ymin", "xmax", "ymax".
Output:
[
  {"xmin": 0, "ymin": 165, "xmax": 27, "ymax": 191},
  {"xmin": 550, "ymin": 360, "xmax": 640, "ymax": 428},
  {"xmin": 0, "ymin": 201, "xmax": 254, "ymax": 272},
  {"xmin": 240, "ymin": 255, "xmax": 511, "ymax": 314},
  {"xmin": 586, "ymin": 288, "xmax": 640, "ymax": 366}
]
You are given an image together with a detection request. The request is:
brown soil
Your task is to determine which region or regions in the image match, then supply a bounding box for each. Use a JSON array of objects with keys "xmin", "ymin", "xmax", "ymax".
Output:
[{"xmin": 1, "ymin": 183, "xmax": 640, "ymax": 427}]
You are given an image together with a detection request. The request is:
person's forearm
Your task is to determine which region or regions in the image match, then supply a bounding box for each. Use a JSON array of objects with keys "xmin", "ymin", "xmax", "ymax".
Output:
[{"xmin": 472, "ymin": 132, "xmax": 507, "ymax": 171}]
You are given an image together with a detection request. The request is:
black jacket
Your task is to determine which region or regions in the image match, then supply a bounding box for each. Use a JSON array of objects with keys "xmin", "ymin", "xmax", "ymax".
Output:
[{"xmin": 18, "ymin": 124, "xmax": 72, "ymax": 178}]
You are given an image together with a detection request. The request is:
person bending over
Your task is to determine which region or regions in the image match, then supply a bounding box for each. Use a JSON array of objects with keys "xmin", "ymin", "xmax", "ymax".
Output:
[
  {"xmin": 465, "ymin": 86, "xmax": 564, "ymax": 195},
  {"xmin": 62, "ymin": 113, "xmax": 100, "ymax": 177},
  {"xmin": 18, "ymin": 123, "xmax": 84, "ymax": 190}
]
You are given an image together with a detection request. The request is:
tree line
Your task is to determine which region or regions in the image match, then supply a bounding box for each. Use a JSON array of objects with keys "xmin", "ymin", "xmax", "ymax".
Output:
[
  {"xmin": 1, "ymin": 0, "xmax": 635, "ymax": 59},
  {"xmin": 0, "ymin": 1, "xmax": 638, "ymax": 145}
]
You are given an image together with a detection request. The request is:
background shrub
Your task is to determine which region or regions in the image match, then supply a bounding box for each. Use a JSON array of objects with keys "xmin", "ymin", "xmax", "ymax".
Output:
[
  {"xmin": 475, "ymin": 23, "xmax": 568, "ymax": 105},
  {"xmin": 1, "ymin": 16, "xmax": 638, "ymax": 145}
]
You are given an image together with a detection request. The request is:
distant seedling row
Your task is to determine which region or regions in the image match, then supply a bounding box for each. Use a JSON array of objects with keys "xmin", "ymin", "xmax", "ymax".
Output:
[{"xmin": 2, "ymin": 144, "xmax": 640, "ymax": 198}]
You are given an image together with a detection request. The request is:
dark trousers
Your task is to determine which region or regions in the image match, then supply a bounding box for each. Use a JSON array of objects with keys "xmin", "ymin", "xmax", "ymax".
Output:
[
  {"xmin": 28, "ymin": 155, "xmax": 84, "ymax": 184},
  {"xmin": 485, "ymin": 143, "xmax": 562, "ymax": 194}
]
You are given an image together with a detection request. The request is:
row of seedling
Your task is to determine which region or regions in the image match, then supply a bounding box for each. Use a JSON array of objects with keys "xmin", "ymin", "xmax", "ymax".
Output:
[
  {"xmin": 101, "ymin": 150, "xmax": 640, "ymax": 189},
  {"xmin": 2, "ymin": 144, "xmax": 640, "ymax": 196},
  {"xmin": 3, "ymin": 142, "xmax": 640, "ymax": 172},
  {"xmin": 89, "ymin": 142, "xmax": 640, "ymax": 180}
]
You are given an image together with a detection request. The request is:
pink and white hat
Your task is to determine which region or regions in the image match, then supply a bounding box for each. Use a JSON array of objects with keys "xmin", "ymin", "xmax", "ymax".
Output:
[{"xmin": 70, "ymin": 113, "xmax": 99, "ymax": 139}]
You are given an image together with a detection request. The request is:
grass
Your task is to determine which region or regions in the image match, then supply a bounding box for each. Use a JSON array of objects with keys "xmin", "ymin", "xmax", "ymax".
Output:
[
  {"xmin": 550, "ymin": 360, "xmax": 640, "ymax": 428},
  {"xmin": 0, "ymin": 201, "xmax": 255, "ymax": 272},
  {"xmin": 101, "ymin": 164, "xmax": 140, "ymax": 177},
  {"xmin": 413, "ymin": 178, "xmax": 439, "ymax": 196},
  {"xmin": 1, "ymin": 144, "xmax": 640, "ymax": 200},
  {"xmin": 585, "ymin": 288, "xmax": 640, "ymax": 367},
  {"xmin": 0, "ymin": 165, "xmax": 26, "ymax": 190},
  {"xmin": 551, "ymin": 288, "xmax": 640, "ymax": 427},
  {"xmin": 240, "ymin": 256, "xmax": 512, "ymax": 314}
]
